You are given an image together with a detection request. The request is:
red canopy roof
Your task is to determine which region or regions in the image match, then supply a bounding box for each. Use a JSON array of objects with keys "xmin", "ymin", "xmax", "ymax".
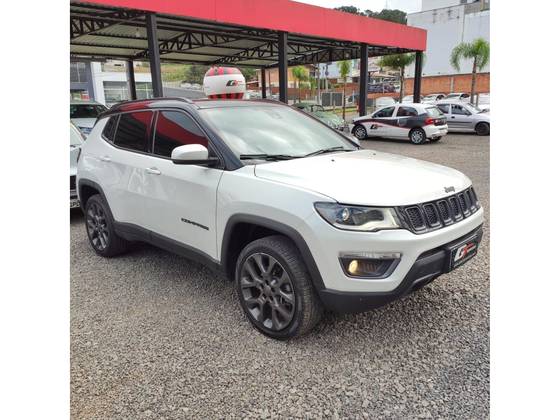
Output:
[{"xmin": 79, "ymin": 0, "xmax": 426, "ymax": 51}]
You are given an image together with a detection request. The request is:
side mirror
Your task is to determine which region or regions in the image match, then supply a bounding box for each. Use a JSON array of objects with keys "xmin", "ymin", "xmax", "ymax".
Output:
[{"xmin": 171, "ymin": 144, "xmax": 219, "ymax": 166}]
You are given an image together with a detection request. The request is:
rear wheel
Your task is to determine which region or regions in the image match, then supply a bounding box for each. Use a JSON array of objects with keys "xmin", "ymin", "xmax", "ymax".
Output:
[
  {"xmin": 235, "ymin": 235, "xmax": 323, "ymax": 340},
  {"xmin": 85, "ymin": 194, "xmax": 130, "ymax": 257},
  {"xmin": 475, "ymin": 122, "xmax": 490, "ymax": 136},
  {"xmin": 352, "ymin": 124, "xmax": 368, "ymax": 140},
  {"xmin": 409, "ymin": 128, "xmax": 426, "ymax": 144}
]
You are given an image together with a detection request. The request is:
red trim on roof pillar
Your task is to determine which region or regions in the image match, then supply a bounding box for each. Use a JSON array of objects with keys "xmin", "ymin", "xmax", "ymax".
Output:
[{"xmin": 78, "ymin": 0, "xmax": 427, "ymax": 51}]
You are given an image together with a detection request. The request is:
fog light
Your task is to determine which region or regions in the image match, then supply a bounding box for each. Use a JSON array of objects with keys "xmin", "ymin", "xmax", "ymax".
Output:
[
  {"xmin": 339, "ymin": 253, "xmax": 401, "ymax": 279},
  {"xmin": 348, "ymin": 259, "xmax": 359, "ymax": 274}
]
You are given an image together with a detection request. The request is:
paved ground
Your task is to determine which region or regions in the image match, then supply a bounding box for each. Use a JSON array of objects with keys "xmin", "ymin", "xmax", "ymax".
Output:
[{"xmin": 71, "ymin": 133, "xmax": 489, "ymax": 419}]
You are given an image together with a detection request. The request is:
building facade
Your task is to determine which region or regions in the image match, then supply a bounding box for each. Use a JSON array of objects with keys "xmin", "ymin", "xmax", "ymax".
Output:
[{"xmin": 405, "ymin": 0, "xmax": 489, "ymax": 77}]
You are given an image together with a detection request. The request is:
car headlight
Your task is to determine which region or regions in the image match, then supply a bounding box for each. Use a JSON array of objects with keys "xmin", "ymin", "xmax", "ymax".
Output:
[{"xmin": 314, "ymin": 202, "xmax": 402, "ymax": 232}]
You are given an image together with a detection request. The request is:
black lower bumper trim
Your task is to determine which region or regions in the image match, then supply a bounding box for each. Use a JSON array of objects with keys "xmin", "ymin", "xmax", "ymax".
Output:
[{"xmin": 318, "ymin": 225, "xmax": 483, "ymax": 314}]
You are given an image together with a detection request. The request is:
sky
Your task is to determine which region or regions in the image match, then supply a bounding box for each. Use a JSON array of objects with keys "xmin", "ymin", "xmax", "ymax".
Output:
[{"xmin": 296, "ymin": 0, "xmax": 422, "ymax": 14}]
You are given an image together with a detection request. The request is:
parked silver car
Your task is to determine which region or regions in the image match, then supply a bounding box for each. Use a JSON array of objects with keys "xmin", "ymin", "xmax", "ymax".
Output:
[{"xmin": 436, "ymin": 100, "xmax": 490, "ymax": 135}]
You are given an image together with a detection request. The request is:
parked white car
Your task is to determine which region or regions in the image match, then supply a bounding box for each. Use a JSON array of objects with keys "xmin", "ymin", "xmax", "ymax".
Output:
[
  {"xmin": 436, "ymin": 100, "xmax": 490, "ymax": 135},
  {"xmin": 445, "ymin": 92, "xmax": 470, "ymax": 102},
  {"xmin": 373, "ymin": 96, "xmax": 396, "ymax": 111},
  {"xmin": 352, "ymin": 103, "xmax": 448, "ymax": 144},
  {"xmin": 70, "ymin": 122, "xmax": 85, "ymax": 209},
  {"xmin": 70, "ymin": 100, "xmax": 108, "ymax": 135},
  {"xmin": 78, "ymin": 98, "xmax": 483, "ymax": 339},
  {"xmin": 475, "ymin": 93, "xmax": 490, "ymax": 112},
  {"xmin": 401, "ymin": 95, "xmax": 423, "ymax": 103}
]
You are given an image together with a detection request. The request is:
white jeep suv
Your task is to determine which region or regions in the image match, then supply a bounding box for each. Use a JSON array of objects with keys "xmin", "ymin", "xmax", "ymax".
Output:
[{"xmin": 77, "ymin": 98, "xmax": 484, "ymax": 339}]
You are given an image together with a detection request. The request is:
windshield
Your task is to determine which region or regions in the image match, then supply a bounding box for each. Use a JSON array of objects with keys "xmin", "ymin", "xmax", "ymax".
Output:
[
  {"xmin": 200, "ymin": 105, "xmax": 357, "ymax": 159},
  {"xmin": 463, "ymin": 103, "xmax": 482, "ymax": 113},
  {"xmin": 70, "ymin": 104, "xmax": 107, "ymax": 119}
]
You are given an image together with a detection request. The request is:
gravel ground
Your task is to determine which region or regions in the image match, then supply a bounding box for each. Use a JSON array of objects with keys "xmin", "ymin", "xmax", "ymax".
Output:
[{"xmin": 71, "ymin": 133, "xmax": 489, "ymax": 419}]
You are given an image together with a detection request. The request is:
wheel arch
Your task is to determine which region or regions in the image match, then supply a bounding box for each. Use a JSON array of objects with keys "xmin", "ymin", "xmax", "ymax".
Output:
[{"xmin": 221, "ymin": 214, "xmax": 325, "ymax": 291}]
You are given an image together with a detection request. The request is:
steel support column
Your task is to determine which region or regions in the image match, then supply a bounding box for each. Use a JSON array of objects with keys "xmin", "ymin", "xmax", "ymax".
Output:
[
  {"xmin": 413, "ymin": 51, "xmax": 423, "ymax": 103},
  {"xmin": 278, "ymin": 31, "xmax": 288, "ymax": 103},
  {"xmin": 127, "ymin": 60, "xmax": 137, "ymax": 100},
  {"xmin": 358, "ymin": 43, "xmax": 368, "ymax": 116},
  {"xmin": 261, "ymin": 68, "xmax": 267, "ymax": 99},
  {"xmin": 146, "ymin": 13, "xmax": 163, "ymax": 98}
]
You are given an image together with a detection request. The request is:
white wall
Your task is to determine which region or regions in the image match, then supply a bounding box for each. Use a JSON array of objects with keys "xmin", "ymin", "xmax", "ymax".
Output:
[
  {"xmin": 91, "ymin": 62, "xmax": 152, "ymax": 105},
  {"xmin": 406, "ymin": 5, "xmax": 489, "ymax": 77}
]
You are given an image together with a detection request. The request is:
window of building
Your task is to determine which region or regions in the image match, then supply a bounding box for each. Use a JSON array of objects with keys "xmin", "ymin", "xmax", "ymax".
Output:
[
  {"xmin": 70, "ymin": 62, "xmax": 87, "ymax": 83},
  {"xmin": 103, "ymin": 81, "xmax": 154, "ymax": 107},
  {"xmin": 113, "ymin": 111, "xmax": 153, "ymax": 152},
  {"xmin": 153, "ymin": 111, "xmax": 208, "ymax": 158}
]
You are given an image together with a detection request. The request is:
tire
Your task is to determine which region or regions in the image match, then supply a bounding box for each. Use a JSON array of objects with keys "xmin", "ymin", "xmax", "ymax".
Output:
[
  {"xmin": 431, "ymin": 136, "xmax": 442, "ymax": 142},
  {"xmin": 475, "ymin": 122, "xmax": 490, "ymax": 136},
  {"xmin": 235, "ymin": 235, "xmax": 323, "ymax": 340},
  {"xmin": 352, "ymin": 124, "xmax": 368, "ymax": 140},
  {"xmin": 84, "ymin": 194, "xmax": 130, "ymax": 257},
  {"xmin": 409, "ymin": 127, "xmax": 426, "ymax": 144}
]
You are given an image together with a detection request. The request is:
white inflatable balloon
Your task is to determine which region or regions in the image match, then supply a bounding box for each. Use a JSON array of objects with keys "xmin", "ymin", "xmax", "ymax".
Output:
[{"xmin": 203, "ymin": 67, "xmax": 246, "ymax": 99}]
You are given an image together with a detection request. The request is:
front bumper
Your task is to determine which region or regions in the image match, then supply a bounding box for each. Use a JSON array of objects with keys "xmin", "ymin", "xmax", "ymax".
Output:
[{"xmin": 319, "ymin": 225, "xmax": 483, "ymax": 313}]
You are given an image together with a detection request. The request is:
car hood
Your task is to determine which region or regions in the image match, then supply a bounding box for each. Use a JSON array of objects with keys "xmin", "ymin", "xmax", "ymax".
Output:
[
  {"xmin": 70, "ymin": 117, "xmax": 96, "ymax": 128},
  {"xmin": 253, "ymin": 150, "xmax": 471, "ymax": 206}
]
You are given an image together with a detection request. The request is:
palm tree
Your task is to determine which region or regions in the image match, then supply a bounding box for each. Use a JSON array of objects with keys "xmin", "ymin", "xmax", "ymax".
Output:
[
  {"xmin": 450, "ymin": 38, "xmax": 490, "ymax": 105},
  {"xmin": 291, "ymin": 66, "xmax": 309, "ymax": 102},
  {"xmin": 337, "ymin": 60, "xmax": 352, "ymax": 121},
  {"xmin": 378, "ymin": 53, "xmax": 416, "ymax": 102}
]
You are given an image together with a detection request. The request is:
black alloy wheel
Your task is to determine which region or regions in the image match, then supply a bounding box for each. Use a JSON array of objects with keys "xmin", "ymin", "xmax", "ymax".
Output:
[
  {"xmin": 84, "ymin": 194, "xmax": 129, "ymax": 257},
  {"xmin": 235, "ymin": 235, "xmax": 323, "ymax": 339},
  {"xmin": 239, "ymin": 253, "xmax": 296, "ymax": 331},
  {"xmin": 475, "ymin": 122, "xmax": 490, "ymax": 136},
  {"xmin": 86, "ymin": 200, "xmax": 110, "ymax": 252}
]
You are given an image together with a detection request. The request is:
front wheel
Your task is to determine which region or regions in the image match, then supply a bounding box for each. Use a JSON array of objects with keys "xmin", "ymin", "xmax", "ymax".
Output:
[
  {"xmin": 409, "ymin": 128, "xmax": 426, "ymax": 144},
  {"xmin": 475, "ymin": 122, "xmax": 490, "ymax": 136},
  {"xmin": 235, "ymin": 235, "xmax": 323, "ymax": 340},
  {"xmin": 352, "ymin": 124, "xmax": 368, "ymax": 140}
]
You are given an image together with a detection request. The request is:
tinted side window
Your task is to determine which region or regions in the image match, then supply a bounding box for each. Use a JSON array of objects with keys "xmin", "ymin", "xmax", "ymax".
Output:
[
  {"xmin": 102, "ymin": 115, "xmax": 118, "ymax": 142},
  {"xmin": 114, "ymin": 111, "xmax": 152, "ymax": 152},
  {"xmin": 437, "ymin": 104, "xmax": 450, "ymax": 114},
  {"xmin": 396, "ymin": 106, "xmax": 418, "ymax": 117},
  {"xmin": 374, "ymin": 106, "xmax": 395, "ymax": 118},
  {"xmin": 153, "ymin": 111, "xmax": 208, "ymax": 158}
]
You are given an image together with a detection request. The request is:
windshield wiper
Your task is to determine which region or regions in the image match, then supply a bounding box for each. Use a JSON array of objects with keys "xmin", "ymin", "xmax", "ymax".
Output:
[
  {"xmin": 239, "ymin": 153, "xmax": 298, "ymax": 161},
  {"xmin": 303, "ymin": 146, "xmax": 352, "ymax": 158}
]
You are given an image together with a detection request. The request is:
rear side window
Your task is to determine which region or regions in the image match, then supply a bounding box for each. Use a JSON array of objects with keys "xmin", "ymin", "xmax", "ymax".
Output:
[
  {"xmin": 114, "ymin": 111, "xmax": 153, "ymax": 152},
  {"xmin": 153, "ymin": 111, "xmax": 208, "ymax": 158},
  {"xmin": 102, "ymin": 115, "xmax": 118, "ymax": 142},
  {"xmin": 396, "ymin": 106, "xmax": 418, "ymax": 117},
  {"xmin": 451, "ymin": 104, "xmax": 470, "ymax": 115}
]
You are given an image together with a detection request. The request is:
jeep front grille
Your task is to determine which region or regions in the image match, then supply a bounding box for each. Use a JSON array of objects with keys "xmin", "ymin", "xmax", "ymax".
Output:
[{"xmin": 397, "ymin": 187, "xmax": 480, "ymax": 233}]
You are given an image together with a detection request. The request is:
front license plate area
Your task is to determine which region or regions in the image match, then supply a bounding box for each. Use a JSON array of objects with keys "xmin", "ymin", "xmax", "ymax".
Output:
[{"xmin": 447, "ymin": 233, "xmax": 480, "ymax": 271}]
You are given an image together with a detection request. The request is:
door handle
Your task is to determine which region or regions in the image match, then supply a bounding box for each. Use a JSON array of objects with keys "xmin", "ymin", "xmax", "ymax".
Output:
[
  {"xmin": 100, "ymin": 155, "xmax": 111, "ymax": 162},
  {"xmin": 145, "ymin": 167, "xmax": 161, "ymax": 175},
  {"xmin": 451, "ymin": 116, "xmax": 456, "ymax": 119}
]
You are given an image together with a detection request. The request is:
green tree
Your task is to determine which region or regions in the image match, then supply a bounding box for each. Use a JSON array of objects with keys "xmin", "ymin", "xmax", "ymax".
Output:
[
  {"xmin": 378, "ymin": 53, "xmax": 417, "ymax": 102},
  {"xmin": 335, "ymin": 6, "xmax": 406, "ymax": 24},
  {"xmin": 337, "ymin": 60, "xmax": 351, "ymax": 120},
  {"xmin": 450, "ymin": 38, "xmax": 490, "ymax": 105},
  {"xmin": 240, "ymin": 67, "xmax": 257, "ymax": 82},
  {"xmin": 184, "ymin": 64, "xmax": 208, "ymax": 84},
  {"xmin": 291, "ymin": 65, "xmax": 309, "ymax": 102}
]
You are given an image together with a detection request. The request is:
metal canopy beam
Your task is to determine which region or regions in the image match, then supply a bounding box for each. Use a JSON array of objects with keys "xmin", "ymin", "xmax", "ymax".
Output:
[
  {"xmin": 359, "ymin": 44, "xmax": 368, "ymax": 116},
  {"xmin": 278, "ymin": 32, "xmax": 288, "ymax": 103},
  {"xmin": 413, "ymin": 51, "xmax": 423, "ymax": 103},
  {"xmin": 146, "ymin": 13, "xmax": 163, "ymax": 97},
  {"xmin": 261, "ymin": 68, "xmax": 267, "ymax": 99},
  {"xmin": 127, "ymin": 60, "xmax": 137, "ymax": 100},
  {"xmin": 71, "ymin": 10, "xmax": 144, "ymax": 40}
]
